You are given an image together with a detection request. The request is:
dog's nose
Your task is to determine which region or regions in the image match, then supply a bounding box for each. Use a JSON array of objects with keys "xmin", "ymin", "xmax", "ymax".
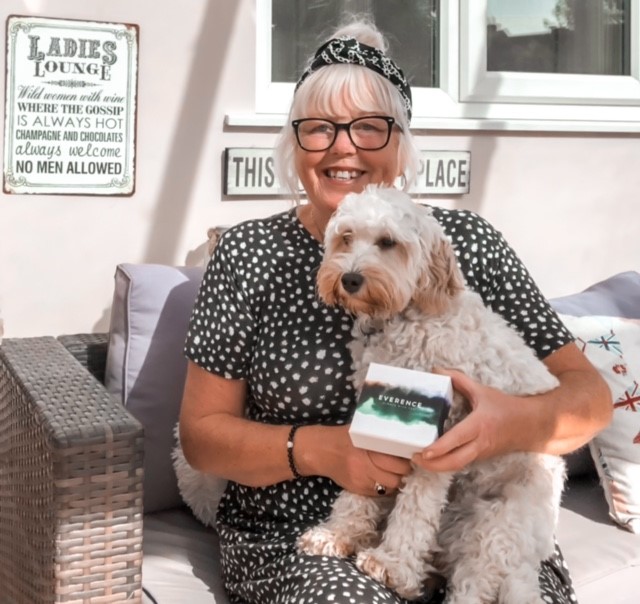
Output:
[{"xmin": 341, "ymin": 272, "xmax": 364, "ymax": 293}]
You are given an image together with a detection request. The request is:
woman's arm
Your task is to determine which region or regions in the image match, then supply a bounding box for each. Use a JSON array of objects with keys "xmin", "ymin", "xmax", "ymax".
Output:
[
  {"xmin": 179, "ymin": 361, "xmax": 411, "ymax": 494},
  {"xmin": 412, "ymin": 341, "xmax": 612, "ymax": 473}
]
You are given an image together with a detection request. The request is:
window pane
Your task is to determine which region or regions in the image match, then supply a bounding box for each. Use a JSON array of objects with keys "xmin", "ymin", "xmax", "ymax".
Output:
[
  {"xmin": 271, "ymin": 0, "xmax": 439, "ymax": 88},
  {"xmin": 487, "ymin": 0, "xmax": 631, "ymax": 75}
]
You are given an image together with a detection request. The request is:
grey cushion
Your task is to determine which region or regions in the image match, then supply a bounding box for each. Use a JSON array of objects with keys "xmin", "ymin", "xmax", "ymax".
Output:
[
  {"xmin": 550, "ymin": 271, "xmax": 640, "ymax": 319},
  {"xmin": 105, "ymin": 263, "xmax": 204, "ymax": 512}
]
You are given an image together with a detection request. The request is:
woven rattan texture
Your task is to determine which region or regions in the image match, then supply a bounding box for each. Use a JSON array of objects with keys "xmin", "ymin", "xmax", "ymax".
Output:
[
  {"xmin": 58, "ymin": 333, "xmax": 109, "ymax": 384},
  {"xmin": 0, "ymin": 336, "xmax": 144, "ymax": 603}
]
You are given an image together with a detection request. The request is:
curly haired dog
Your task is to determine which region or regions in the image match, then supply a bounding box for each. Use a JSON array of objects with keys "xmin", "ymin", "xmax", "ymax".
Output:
[{"xmin": 298, "ymin": 186, "xmax": 566, "ymax": 604}]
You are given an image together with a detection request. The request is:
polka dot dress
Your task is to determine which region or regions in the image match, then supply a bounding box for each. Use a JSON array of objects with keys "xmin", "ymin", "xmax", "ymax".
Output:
[{"xmin": 184, "ymin": 206, "xmax": 576, "ymax": 604}]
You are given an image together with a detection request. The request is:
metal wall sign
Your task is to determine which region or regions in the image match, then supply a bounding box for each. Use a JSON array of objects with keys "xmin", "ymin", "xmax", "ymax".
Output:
[
  {"xmin": 414, "ymin": 151, "xmax": 471, "ymax": 194},
  {"xmin": 224, "ymin": 148, "xmax": 470, "ymax": 197},
  {"xmin": 224, "ymin": 147, "xmax": 278, "ymax": 196},
  {"xmin": 3, "ymin": 15, "xmax": 138, "ymax": 195}
]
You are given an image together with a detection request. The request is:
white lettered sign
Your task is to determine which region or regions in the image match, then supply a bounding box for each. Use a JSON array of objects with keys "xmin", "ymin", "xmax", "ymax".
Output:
[
  {"xmin": 3, "ymin": 15, "xmax": 138, "ymax": 195},
  {"xmin": 224, "ymin": 148, "xmax": 280, "ymax": 196},
  {"xmin": 414, "ymin": 151, "xmax": 471, "ymax": 194},
  {"xmin": 224, "ymin": 148, "xmax": 470, "ymax": 197}
]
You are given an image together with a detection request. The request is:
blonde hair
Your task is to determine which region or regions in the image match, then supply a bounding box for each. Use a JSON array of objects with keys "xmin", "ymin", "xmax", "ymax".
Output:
[{"xmin": 274, "ymin": 20, "xmax": 420, "ymax": 201}]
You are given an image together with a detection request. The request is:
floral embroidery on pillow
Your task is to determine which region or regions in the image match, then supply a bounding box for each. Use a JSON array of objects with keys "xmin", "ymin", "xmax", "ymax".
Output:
[{"xmin": 560, "ymin": 314, "xmax": 640, "ymax": 533}]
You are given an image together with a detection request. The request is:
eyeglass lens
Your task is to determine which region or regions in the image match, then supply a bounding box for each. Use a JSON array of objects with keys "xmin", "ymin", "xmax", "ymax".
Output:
[{"xmin": 295, "ymin": 117, "xmax": 393, "ymax": 151}]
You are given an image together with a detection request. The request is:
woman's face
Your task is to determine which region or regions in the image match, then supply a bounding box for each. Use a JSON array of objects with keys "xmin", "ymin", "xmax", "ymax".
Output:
[{"xmin": 294, "ymin": 110, "xmax": 402, "ymax": 218}]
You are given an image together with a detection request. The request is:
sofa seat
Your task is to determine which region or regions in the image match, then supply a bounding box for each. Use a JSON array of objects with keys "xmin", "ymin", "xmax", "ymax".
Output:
[
  {"xmin": 142, "ymin": 511, "xmax": 227, "ymax": 603},
  {"xmin": 556, "ymin": 475, "xmax": 639, "ymax": 604},
  {"xmin": 138, "ymin": 471, "xmax": 640, "ymax": 604}
]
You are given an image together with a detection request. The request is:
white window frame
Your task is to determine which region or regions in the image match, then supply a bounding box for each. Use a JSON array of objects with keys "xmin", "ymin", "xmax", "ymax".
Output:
[
  {"xmin": 460, "ymin": 0, "xmax": 640, "ymax": 107},
  {"xmin": 254, "ymin": 0, "xmax": 292, "ymax": 116},
  {"xmin": 228, "ymin": 0, "xmax": 640, "ymax": 132}
]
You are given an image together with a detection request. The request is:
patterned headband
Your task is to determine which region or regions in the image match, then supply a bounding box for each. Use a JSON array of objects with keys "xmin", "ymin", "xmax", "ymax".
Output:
[{"xmin": 295, "ymin": 36, "xmax": 412, "ymax": 122}]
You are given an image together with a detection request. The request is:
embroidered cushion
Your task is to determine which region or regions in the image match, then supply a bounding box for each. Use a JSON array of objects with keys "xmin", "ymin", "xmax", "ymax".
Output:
[{"xmin": 559, "ymin": 314, "xmax": 640, "ymax": 534}]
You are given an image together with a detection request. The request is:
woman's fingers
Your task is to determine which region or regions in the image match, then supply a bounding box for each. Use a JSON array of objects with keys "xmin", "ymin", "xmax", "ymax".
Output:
[{"xmin": 366, "ymin": 450, "xmax": 412, "ymax": 475}]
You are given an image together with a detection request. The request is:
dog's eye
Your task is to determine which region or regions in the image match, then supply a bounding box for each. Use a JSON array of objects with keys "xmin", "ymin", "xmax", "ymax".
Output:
[
  {"xmin": 342, "ymin": 232, "xmax": 353, "ymax": 246},
  {"xmin": 377, "ymin": 237, "xmax": 397, "ymax": 250}
]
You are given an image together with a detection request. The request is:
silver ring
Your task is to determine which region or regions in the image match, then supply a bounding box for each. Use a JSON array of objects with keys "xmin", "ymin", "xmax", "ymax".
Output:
[{"xmin": 374, "ymin": 482, "xmax": 387, "ymax": 496}]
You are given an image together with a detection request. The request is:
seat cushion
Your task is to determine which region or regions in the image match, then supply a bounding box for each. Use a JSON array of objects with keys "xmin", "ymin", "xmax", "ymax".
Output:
[
  {"xmin": 558, "ymin": 475, "xmax": 640, "ymax": 604},
  {"xmin": 139, "ymin": 481, "xmax": 640, "ymax": 604},
  {"xmin": 142, "ymin": 510, "xmax": 229, "ymax": 604}
]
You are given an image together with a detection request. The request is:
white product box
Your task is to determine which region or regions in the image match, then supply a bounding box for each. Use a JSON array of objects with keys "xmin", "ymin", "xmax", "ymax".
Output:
[{"xmin": 349, "ymin": 363, "xmax": 453, "ymax": 459}]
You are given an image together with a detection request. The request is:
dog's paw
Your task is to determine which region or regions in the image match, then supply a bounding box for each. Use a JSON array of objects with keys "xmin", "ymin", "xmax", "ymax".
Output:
[
  {"xmin": 297, "ymin": 526, "xmax": 357, "ymax": 558},
  {"xmin": 356, "ymin": 548, "xmax": 425, "ymax": 600}
]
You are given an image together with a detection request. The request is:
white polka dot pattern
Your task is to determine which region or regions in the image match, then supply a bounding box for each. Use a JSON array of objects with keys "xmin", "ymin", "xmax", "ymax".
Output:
[
  {"xmin": 184, "ymin": 207, "xmax": 576, "ymax": 603},
  {"xmin": 430, "ymin": 206, "xmax": 573, "ymax": 358}
]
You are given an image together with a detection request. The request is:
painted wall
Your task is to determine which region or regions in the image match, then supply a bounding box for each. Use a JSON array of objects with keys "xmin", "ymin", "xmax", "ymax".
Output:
[{"xmin": 1, "ymin": 0, "xmax": 638, "ymax": 338}]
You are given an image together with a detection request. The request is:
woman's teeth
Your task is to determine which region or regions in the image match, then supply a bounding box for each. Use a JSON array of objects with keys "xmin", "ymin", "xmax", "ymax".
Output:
[{"xmin": 327, "ymin": 170, "xmax": 361, "ymax": 180}]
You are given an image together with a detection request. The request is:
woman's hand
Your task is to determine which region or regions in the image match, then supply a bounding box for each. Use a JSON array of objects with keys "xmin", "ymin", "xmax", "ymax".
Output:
[
  {"xmin": 181, "ymin": 362, "xmax": 413, "ymax": 491},
  {"xmin": 412, "ymin": 343, "xmax": 612, "ymax": 473},
  {"xmin": 296, "ymin": 424, "xmax": 413, "ymax": 497},
  {"xmin": 412, "ymin": 369, "xmax": 532, "ymax": 473}
]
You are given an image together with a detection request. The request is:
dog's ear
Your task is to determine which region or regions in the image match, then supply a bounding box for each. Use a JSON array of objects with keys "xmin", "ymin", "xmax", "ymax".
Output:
[{"xmin": 413, "ymin": 236, "xmax": 465, "ymax": 315}]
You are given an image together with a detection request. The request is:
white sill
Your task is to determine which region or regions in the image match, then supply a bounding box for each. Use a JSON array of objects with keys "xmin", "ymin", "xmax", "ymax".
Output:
[{"xmin": 225, "ymin": 113, "xmax": 640, "ymax": 134}]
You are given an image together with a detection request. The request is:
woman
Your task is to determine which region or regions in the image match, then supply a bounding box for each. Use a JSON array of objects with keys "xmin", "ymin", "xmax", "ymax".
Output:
[{"xmin": 180, "ymin": 18, "xmax": 611, "ymax": 604}]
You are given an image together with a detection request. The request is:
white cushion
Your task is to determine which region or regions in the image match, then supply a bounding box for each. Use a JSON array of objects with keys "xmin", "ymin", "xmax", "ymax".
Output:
[
  {"xmin": 560, "ymin": 314, "xmax": 640, "ymax": 533},
  {"xmin": 550, "ymin": 272, "xmax": 640, "ymax": 479}
]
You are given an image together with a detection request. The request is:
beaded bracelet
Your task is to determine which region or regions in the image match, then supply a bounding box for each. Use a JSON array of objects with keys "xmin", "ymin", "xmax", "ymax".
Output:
[{"xmin": 287, "ymin": 424, "xmax": 303, "ymax": 479}]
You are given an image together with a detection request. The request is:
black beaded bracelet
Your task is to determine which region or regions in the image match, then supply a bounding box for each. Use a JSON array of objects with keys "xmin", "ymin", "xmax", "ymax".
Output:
[{"xmin": 287, "ymin": 424, "xmax": 303, "ymax": 480}]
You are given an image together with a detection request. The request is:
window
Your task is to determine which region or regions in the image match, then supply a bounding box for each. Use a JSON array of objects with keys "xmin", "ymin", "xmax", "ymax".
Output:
[
  {"xmin": 270, "ymin": 0, "xmax": 439, "ymax": 88},
  {"xmin": 245, "ymin": 0, "xmax": 640, "ymax": 131},
  {"xmin": 487, "ymin": 0, "xmax": 630, "ymax": 76},
  {"xmin": 461, "ymin": 0, "xmax": 639, "ymax": 108}
]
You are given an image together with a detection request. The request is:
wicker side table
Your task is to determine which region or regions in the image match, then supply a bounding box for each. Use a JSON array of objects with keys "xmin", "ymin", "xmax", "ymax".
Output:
[{"xmin": 0, "ymin": 336, "xmax": 144, "ymax": 603}]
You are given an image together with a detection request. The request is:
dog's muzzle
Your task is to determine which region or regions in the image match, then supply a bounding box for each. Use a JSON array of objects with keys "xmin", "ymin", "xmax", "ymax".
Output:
[{"xmin": 341, "ymin": 272, "xmax": 364, "ymax": 294}]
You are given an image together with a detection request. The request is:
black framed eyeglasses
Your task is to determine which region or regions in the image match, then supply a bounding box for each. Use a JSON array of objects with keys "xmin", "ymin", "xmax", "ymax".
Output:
[{"xmin": 291, "ymin": 116, "xmax": 400, "ymax": 152}]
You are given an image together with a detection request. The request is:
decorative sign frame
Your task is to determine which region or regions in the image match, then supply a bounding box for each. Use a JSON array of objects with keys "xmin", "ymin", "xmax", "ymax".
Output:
[
  {"xmin": 3, "ymin": 15, "xmax": 138, "ymax": 195},
  {"xmin": 224, "ymin": 148, "xmax": 470, "ymax": 197}
]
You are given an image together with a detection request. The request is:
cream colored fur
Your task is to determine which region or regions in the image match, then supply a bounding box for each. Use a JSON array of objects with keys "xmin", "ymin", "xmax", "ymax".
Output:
[{"xmin": 298, "ymin": 186, "xmax": 566, "ymax": 603}]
